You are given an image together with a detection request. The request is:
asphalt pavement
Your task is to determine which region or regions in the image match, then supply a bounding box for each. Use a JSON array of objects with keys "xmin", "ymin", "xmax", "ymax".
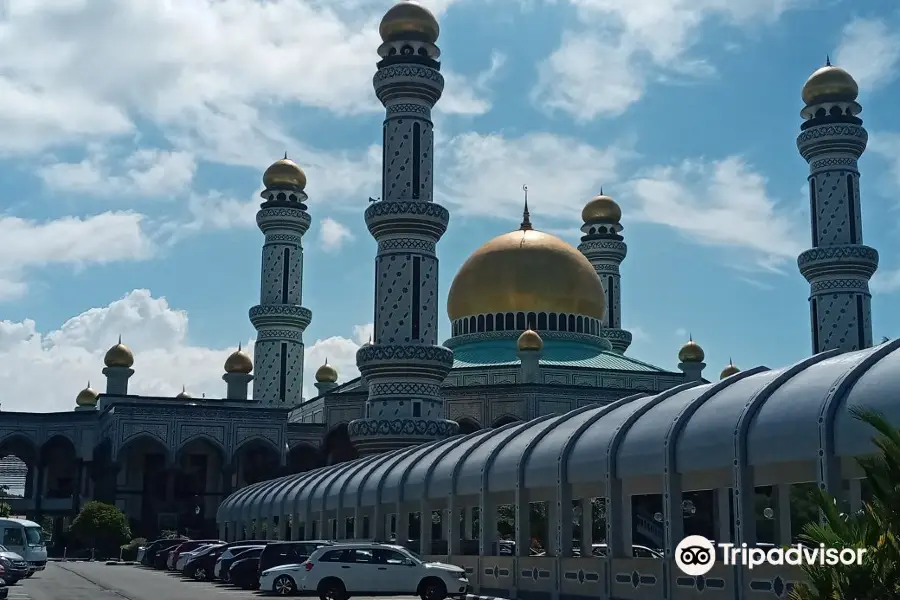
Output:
[{"xmin": 11, "ymin": 561, "xmax": 420, "ymax": 600}]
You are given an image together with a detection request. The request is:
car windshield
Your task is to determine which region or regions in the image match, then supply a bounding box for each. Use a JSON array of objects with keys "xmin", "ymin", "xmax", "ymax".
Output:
[
  {"xmin": 0, "ymin": 545, "xmax": 7, "ymax": 552},
  {"xmin": 24, "ymin": 528, "xmax": 43, "ymax": 546},
  {"xmin": 403, "ymin": 549, "xmax": 422, "ymax": 563}
]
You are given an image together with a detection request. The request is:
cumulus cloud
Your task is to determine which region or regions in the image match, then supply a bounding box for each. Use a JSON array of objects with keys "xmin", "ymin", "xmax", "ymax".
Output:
[
  {"xmin": 835, "ymin": 18, "xmax": 900, "ymax": 93},
  {"xmin": 0, "ymin": 289, "xmax": 369, "ymax": 413},
  {"xmin": 532, "ymin": 0, "xmax": 806, "ymax": 119},
  {"xmin": 0, "ymin": 212, "xmax": 155, "ymax": 300},
  {"xmin": 319, "ymin": 218, "xmax": 355, "ymax": 252}
]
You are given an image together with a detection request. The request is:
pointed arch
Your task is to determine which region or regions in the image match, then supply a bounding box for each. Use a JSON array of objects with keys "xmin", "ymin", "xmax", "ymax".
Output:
[
  {"xmin": 175, "ymin": 434, "xmax": 226, "ymax": 463},
  {"xmin": 491, "ymin": 414, "xmax": 521, "ymax": 428},
  {"xmin": 115, "ymin": 433, "xmax": 173, "ymax": 464},
  {"xmin": 456, "ymin": 418, "xmax": 482, "ymax": 435}
]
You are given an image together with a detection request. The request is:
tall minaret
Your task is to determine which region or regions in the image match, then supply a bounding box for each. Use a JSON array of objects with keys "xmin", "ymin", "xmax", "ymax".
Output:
[
  {"xmin": 249, "ymin": 156, "xmax": 313, "ymax": 406},
  {"xmin": 348, "ymin": 1, "xmax": 458, "ymax": 456},
  {"xmin": 797, "ymin": 60, "xmax": 878, "ymax": 354},
  {"xmin": 578, "ymin": 192, "xmax": 632, "ymax": 353}
]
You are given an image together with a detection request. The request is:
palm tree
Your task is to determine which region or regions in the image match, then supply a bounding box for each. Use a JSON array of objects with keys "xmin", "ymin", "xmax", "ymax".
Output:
[{"xmin": 790, "ymin": 407, "xmax": 900, "ymax": 599}]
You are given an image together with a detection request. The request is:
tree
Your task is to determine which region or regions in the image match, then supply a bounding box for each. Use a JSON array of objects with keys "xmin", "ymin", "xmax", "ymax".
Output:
[
  {"xmin": 0, "ymin": 485, "xmax": 11, "ymax": 518},
  {"xmin": 69, "ymin": 501, "xmax": 131, "ymax": 558},
  {"xmin": 790, "ymin": 407, "xmax": 900, "ymax": 599}
]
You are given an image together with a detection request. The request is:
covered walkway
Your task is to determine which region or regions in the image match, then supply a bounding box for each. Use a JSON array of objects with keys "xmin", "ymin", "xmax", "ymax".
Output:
[{"xmin": 217, "ymin": 341, "xmax": 900, "ymax": 600}]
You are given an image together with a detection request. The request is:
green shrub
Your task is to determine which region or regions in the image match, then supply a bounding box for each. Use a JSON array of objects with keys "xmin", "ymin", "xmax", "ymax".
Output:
[{"xmin": 69, "ymin": 501, "xmax": 131, "ymax": 559}]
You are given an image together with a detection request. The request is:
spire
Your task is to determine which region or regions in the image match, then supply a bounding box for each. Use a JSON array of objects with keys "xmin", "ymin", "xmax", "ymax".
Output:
[
  {"xmin": 520, "ymin": 184, "xmax": 532, "ymax": 230},
  {"xmin": 117, "ymin": 334, "xmax": 122, "ymax": 344},
  {"xmin": 825, "ymin": 55, "xmax": 831, "ymax": 67},
  {"xmin": 237, "ymin": 342, "xmax": 242, "ymax": 351},
  {"xmin": 284, "ymin": 151, "xmax": 288, "ymax": 160},
  {"xmin": 600, "ymin": 186, "xmax": 604, "ymax": 195}
]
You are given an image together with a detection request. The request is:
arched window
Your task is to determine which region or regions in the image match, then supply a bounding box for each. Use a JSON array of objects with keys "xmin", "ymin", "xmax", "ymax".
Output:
[
  {"xmin": 505, "ymin": 313, "xmax": 514, "ymax": 330},
  {"xmin": 463, "ymin": 319, "xmax": 469, "ymax": 334},
  {"xmin": 576, "ymin": 316, "xmax": 584, "ymax": 333},
  {"xmin": 469, "ymin": 316, "xmax": 477, "ymax": 332},
  {"xmin": 477, "ymin": 315, "xmax": 485, "ymax": 332},
  {"xmin": 537, "ymin": 313, "xmax": 548, "ymax": 330},
  {"xmin": 549, "ymin": 313, "xmax": 558, "ymax": 330},
  {"xmin": 515, "ymin": 312, "xmax": 526, "ymax": 330},
  {"xmin": 486, "ymin": 314, "xmax": 495, "ymax": 331},
  {"xmin": 568, "ymin": 314, "xmax": 576, "ymax": 331},
  {"xmin": 559, "ymin": 314, "xmax": 568, "ymax": 331}
]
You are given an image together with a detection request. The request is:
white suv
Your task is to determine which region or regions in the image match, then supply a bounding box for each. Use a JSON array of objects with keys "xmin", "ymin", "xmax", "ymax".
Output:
[{"xmin": 259, "ymin": 543, "xmax": 469, "ymax": 600}]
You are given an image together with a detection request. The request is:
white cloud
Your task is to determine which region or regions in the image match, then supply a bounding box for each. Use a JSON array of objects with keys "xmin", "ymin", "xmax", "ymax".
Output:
[
  {"xmin": 623, "ymin": 156, "xmax": 806, "ymax": 271},
  {"xmin": 533, "ymin": 0, "xmax": 805, "ymax": 119},
  {"xmin": 319, "ymin": 218, "xmax": 355, "ymax": 252},
  {"xmin": 0, "ymin": 212, "xmax": 155, "ymax": 300},
  {"xmin": 439, "ymin": 131, "xmax": 629, "ymax": 222},
  {"xmin": 40, "ymin": 148, "xmax": 197, "ymax": 198},
  {"xmin": 835, "ymin": 18, "xmax": 900, "ymax": 92},
  {"xmin": 871, "ymin": 269, "xmax": 900, "ymax": 294},
  {"xmin": 0, "ymin": 289, "xmax": 369, "ymax": 412},
  {"xmin": 0, "ymin": 0, "xmax": 498, "ymax": 156}
]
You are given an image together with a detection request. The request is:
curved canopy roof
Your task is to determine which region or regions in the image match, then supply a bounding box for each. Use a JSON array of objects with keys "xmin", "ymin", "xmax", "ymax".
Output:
[{"xmin": 218, "ymin": 341, "xmax": 900, "ymax": 524}]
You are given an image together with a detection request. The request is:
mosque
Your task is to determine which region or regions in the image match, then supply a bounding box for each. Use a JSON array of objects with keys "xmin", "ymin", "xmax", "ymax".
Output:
[{"xmin": 2, "ymin": 1, "xmax": 896, "ymax": 593}]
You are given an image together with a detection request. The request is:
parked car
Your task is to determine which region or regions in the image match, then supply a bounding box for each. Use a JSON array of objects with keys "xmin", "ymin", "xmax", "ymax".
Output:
[
  {"xmin": 258, "ymin": 540, "xmax": 333, "ymax": 575},
  {"xmin": 152, "ymin": 542, "xmax": 184, "ymax": 570},
  {"xmin": 227, "ymin": 555, "xmax": 262, "ymax": 590},
  {"xmin": 260, "ymin": 542, "xmax": 469, "ymax": 599},
  {"xmin": 142, "ymin": 538, "xmax": 187, "ymax": 567},
  {"xmin": 182, "ymin": 544, "xmax": 225, "ymax": 579},
  {"xmin": 214, "ymin": 545, "xmax": 266, "ymax": 581},
  {"xmin": 588, "ymin": 543, "xmax": 663, "ymax": 558},
  {"xmin": 167, "ymin": 539, "xmax": 224, "ymax": 570},
  {"xmin": 176, "ymin": 544, "xmax": 213, "ymax": 571},
  {"xmin": 0, "ymin": 546, "xmax": 29, "ymax": 585}
]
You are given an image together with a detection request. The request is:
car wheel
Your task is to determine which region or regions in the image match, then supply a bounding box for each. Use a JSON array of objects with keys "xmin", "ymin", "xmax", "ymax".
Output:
[
  {"xmin": 273, "ymin": 575, "xmax": 296, "ymax": 595},
  {"xmin": 24, "ymin": 573, "xmax": 33, "ymax": 579},
  {"xmin": 222, "ymin": 571, "xmax": 230, "ymax": 583},
  {"xmin": 420, "ymin": 579, "xmax": 447, "ymax": 600},
  {"xmin": 194, "ymin": 567, "xmax": 207, "ymax": 581},
  {"xmin": 318, "ymin": 580, "xmax": 346, "ymax": 600}
]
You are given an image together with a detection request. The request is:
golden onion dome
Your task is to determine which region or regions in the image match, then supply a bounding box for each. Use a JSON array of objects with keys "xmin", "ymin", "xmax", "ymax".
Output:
[
  {"xmin": 517, "ymin": 329, "xmax": 543, "ymax": 352},
  {"xmin": 315, "ymin": 361, "xmax": 338, "ymax": 384},
  {"xmin": 802, "ymin": 62, "xmax": 859, "ymax": 106},
  {"xmin": 720, "ymin": 361, "xmax": 741, "ymax": 379},
  {"xmin": 379, "ymin": 1, "xmax": 440, "ymax": 44},
  {"xmin": 262, "ymin": 156, "xmax": 307, "ymax": 191},
  {"xmin": 104, "ymin": 338, "xmax": 134, "ymax": 368},
  {"xmin": 176, "ymin": 386, "xmax": 192, "ymax": 399},
  {"xmin": 447, "ymin": 226, "xmax": 607, "ymax": 321},
  {"xmin": 76, "ymin": 384, "xmax": 99, "ymax": 407},
  {"xmin": 582, "ymin": 193, "xmax": 622, "ymax": 224},
  {"xmin": 678, "ymin": 338, "xmax": 705, "ymax": 363},
  {"xmin": 224, "ymin": 345, "xmax": 253, "ymax": 374}
]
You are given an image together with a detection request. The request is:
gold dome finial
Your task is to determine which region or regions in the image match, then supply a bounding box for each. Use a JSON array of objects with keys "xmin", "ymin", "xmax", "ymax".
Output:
[
  {"xmin": 520, "ymin": 185, "xmax": 533, "ymax": 230},
  {"xmin": 582, "ymin": 191, "xmax": 622, "ymax": 224},
  {"xmin": 76, "ymin": 382, "xmax": 99, "ymax": 407},
  {"xmin": 801, "ymin": 59, "xmax": 859, "ymax": 106},
  {"xmin": 262, "ymin": 155, "xmax": 307, "ymax": 191},
  {"xmin": 176, "ymin": 385, "xmax": 192, "ymax": 399},
  {"xmin": 224, "ymin": 344, "xmax": 253, "ymax": 374},
  {"xmin": 104, "ymin": 336, "xmax": 134, "ymax": 368},
  {"xmin": 379, "ymin": 1, "xmax": 440, "ymax": 44},
  {"xmin": 720, "ymin": 359, "xmax": 740, "ymax": 379},
  {"xmin": 517, "ymin": 329, "xmax": 543, "ymax": 352},
  {"xmin": 678, "ymin": 335, "xmax": 705, "ymax": 363},
  {"xmin": 315, "ymin": 359, "xmax": 338, "ymax": 383}
]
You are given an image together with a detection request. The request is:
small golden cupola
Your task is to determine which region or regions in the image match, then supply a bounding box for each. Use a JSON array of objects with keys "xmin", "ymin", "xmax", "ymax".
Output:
[
  {"xmin": 315, "ymin": 360, "xmax": 339, "ymax": 384},
  {"xmin": 104, "ymin": 336, "xmax": 134, "ymax": 368},
  {"xmin": 224, "ymin": 344, "xmax": 253, "ymax": 374},
  {"xmin": 678, "ymin": 336, "xmax": 705, "ymax": 363},
  {"xmin": 75, "ymin": 383, "xmax": 99, "ymax": 407},
  {"xmin": 801, "ymin": 57, "xmax": 859, "ymax": 106},
  {"xmin": 581, "ymin": 190, "xmax": 622, "ymax": 225},
  {"xmin": 379, "ymin": 1, "xmax": 440, "ymax": 44},
  {"xmin": 262, "ymin": 154, "xmax": 307, "ymax": 191},
  {"xmin": 517, "ymin": 329, "xmax": 544, "ymax": 352},
  {"xmin": 720, "ymin": 360, "xmax": 740, "ymax": 379},
  {"xmin": 176, "ymin": 386, "xmax": 192, "ymax": 399}
]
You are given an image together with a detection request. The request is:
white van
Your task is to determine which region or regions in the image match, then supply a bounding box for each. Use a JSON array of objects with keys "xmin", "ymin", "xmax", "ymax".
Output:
[{"xmin": 0, "ymin": 519, "xmax": 47, "ymax": 574}]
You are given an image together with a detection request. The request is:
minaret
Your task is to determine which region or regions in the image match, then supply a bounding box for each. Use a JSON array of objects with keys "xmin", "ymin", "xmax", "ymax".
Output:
[
  {"xmin": 314, "ymin": 361, "xmax": 339, "ymax": 395},
  {"xmin": 102, "ymin": 337, "xmax": 134, "ymax": 396},
  {"xmin": 797, "ymin": 60, "xmax": 878, "ymax": 354},
  {"xmin": 223, "ymin": 345, "xmax": 254, "ymax": 400},
  {"xmin": 348, "ymin": 1, "xmax": 458, "ymax": 456},
  {"xmin": 249, "ymin": 156, "xmax": 313, "ymax": 406},
  {"xmin": 677, "ymin": 336, "xmax": 705, "ymax": 382},
  {"xmin": 516, "ymin": 330, "xmax": 543, "ymax": 383},
  {"xmin": 578, "ymin": 192, "xmax": 632, "ymax": 353}
]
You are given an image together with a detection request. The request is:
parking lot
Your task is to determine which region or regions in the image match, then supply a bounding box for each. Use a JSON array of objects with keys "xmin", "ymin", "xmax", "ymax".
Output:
[{"xmin": 10, "ymin": 561, "xmax": 423, "ymax": 600}]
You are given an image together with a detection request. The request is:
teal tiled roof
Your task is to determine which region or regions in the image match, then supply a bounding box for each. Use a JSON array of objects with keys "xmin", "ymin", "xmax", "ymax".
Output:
[{"xmin": 451, "ymin": 345, "xmax": 670, "ymax": 373}]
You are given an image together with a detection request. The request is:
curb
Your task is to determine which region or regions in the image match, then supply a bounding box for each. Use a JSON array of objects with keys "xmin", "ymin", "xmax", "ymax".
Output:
[
  {"xmin": 105, "ymin": 561, "xmax": 136, "ymax": 566},
  {"xmin": 466, "ymin": 595, "xmax": 511, "ymax": 600}
]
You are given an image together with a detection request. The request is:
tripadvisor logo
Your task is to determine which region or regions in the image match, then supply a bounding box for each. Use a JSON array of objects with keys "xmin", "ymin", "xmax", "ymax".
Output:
[{"xmin": 674, "ymin": 535, "xmax": 866, "ymax": 576}]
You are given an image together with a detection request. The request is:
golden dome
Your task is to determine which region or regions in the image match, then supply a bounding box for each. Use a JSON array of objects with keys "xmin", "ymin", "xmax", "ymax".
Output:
[
  {"xmin": 176, "ymin": 386, "xmax": 192, "ymax": 399},
  {"xmin": 582, "ymin": 193, "xmax": 622, "ymax": 224},
  {"xmin": 76, "ymin": 384, "xmax": 99, "ymax": 407},
  {"xmin": 517, "ymin": 329, "xmax": 543, "ymax": 352},
  {"xmin": 678, "ymin": 338, "xmax": 705, "ymax": 363},
  {"xmin": 104, "ymin": 338, "xmax": 134, "ymax": 368},
  {"xmin": 447, "ymin": 226, "xmax": 607, "ymax": 321},
  {"xmin": 224, "ymin": 345, "xmax": 253, "ymax": 374},
  {"xmin": 802, "ymin": 62, "xmax": 858, "ymax": 106},
  {"xmin": 379, "ymin": 2, "xmax": 439, "ymax": 44},
  {"xmin": 720, "ymin": 361, "xmax": 740, "ymax": 379},
  {"xmin": 315, "ymin": 361, "xmax": 338, "ymax": 383},
  {"xmin": 262, "ymin": 156, "xmax": 307, "ymax": 191}
]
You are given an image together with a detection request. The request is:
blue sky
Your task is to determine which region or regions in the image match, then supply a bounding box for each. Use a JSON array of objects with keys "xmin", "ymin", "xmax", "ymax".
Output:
[{"xmin": 1, "ymin": 0, "xmax": 899, "ymax": 412}]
